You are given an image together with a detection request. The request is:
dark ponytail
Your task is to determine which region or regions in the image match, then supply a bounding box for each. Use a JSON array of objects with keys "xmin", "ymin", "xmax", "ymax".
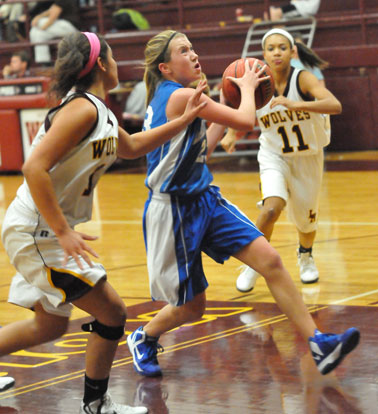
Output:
[
  {"xmin": 294, "ymin": 41, "xmax": 329, "ymax": 70},
  {"xmin": 49, "ymin": 32, "xmax": 108, "ymax": 100}
]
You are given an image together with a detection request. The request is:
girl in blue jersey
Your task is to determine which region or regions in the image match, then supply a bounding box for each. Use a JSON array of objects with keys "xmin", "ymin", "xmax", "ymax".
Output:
[
  {"xmin": 127, "ymin": 30, "xmax": 359, "ymax": 378},
  {"xmin": 0, "ymin": 31, "xmax": 205, "ymax": 413}
]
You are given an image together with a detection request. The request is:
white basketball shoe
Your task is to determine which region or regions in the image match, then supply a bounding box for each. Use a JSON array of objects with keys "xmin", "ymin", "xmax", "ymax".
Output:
[
  {"xmin": 80, "ymin": 393, "xmax": 148, "ymax": 414},
  {"xmin": 298, "ymin": 251, "xmax": 319, "ymax": 284},
  {"xmin": 236, "ymin": 265, "xmax": 260, "ymax": 292},
  {"xmin": 0, "ymin": 376, "xmax": 15, "ymax": 392}
]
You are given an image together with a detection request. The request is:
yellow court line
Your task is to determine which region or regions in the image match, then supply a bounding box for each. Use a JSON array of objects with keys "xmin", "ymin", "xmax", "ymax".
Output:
[
  {"xmin": 331, "ymin": 288, "xmax": 378, "ymax": 305},
  {"xmin": 0, "ymin": 306, "xmax": 326, "ymax": 400},
  {"xmin": 0, "ymin": 368, "xmax": 87, "ymax": 399}
]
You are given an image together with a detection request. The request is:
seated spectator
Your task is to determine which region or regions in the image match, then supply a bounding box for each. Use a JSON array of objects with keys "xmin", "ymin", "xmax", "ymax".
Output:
[
  {"xmin": 29, "ymin": 0, "xmax": 79, "ymax": 65},
  {"xmin": 7, "ymin": 2, "xmax": 38, "ymax": 42},
  {"xmin": 0, "ymin": 2, "xmax": 53, "ymax": 45},
  {"xmin": 28, "ymin": 1, "xmax": 53, "ymax": 18},
  {"xmin": 0, "ymin": 2, "xmax": 37, "ymax": 42},
  {"xmin": 122, "ymin": 81, "xmax": 147, "ymax": 134},
  {"xmin": 124, "ymin": 81, "xmax": 147, "ymax": 120},
  {"xmin": 2, "ymin": 50, "xmax": 31, "ymax": 79},
  {"xmin": 265, "ymin": 0, "xmax": 321, "ymax": 21}
]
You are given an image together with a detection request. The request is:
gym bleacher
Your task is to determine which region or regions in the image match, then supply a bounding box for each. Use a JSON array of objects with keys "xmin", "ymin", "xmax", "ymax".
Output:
[{"xmin": 0, "ymin": 0, "xmax": 377, "ymax": 154}]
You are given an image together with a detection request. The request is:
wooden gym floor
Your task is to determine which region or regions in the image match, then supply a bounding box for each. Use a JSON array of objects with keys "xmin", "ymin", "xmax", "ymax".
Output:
[{"xmin": 0, "ymin": 151, "xmax": 377, "ymax": 413}]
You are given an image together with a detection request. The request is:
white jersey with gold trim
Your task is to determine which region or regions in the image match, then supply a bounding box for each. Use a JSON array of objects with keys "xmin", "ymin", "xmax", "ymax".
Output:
[
  {"xmin": 15, "ymin": 91, "xmax": 118, "ymax": 229},
  {"xmin": 257, "ymin": 68, "xmax": 330, "ymax": 157}
]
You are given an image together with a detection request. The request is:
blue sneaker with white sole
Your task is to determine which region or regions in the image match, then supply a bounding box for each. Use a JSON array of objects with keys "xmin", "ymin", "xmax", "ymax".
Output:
[
  {"xmin": 127, "ymin": 327, "xmax": 163, "ymax": 377},
  {"xmin": 309, "ymin": 327, "xmax": 360, "ymax": 375}
]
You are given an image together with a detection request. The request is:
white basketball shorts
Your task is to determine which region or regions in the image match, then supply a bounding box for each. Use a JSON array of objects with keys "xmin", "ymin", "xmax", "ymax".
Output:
[
  {"xmin": 257, "ymin": 147, "xmax": 324, "ymax": 233},
  {"xmin": 1, "ymin": 199, "xmax": 106, "ymax": 317}
]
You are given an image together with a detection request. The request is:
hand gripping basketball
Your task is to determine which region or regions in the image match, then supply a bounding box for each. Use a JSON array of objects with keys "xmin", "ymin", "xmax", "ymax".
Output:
[{"xmin": 222, "ymin": 58, "xmax": 275, "ymax": 109}]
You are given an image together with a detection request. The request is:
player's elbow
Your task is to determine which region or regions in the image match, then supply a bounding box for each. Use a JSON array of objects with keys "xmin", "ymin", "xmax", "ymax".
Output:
[
  {"xmin": 237, "ymin": 119, "xmax": 255, "ymax": 131},
  {"xmin": 117, "ymin": 147, "xmax": 141, "ymax": 160},
  {"xmin": 117, "ymin": 135, "xmax": 143, "ymax": 159},
  {"xmin": 329, "ymin": 98, "xmax": 342, "ymax": 115},
  {"xmin": 21, "ymin": 159, "xmax": 36, "ymax": 178},
  {"xmin": 334, "ymin": 100, "xmax": 342, "ymax": 115}
]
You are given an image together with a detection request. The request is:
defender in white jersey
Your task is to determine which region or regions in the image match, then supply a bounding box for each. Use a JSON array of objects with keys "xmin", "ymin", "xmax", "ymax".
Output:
[
  {"xmin": 233, "ymin": 28, "xmax": 341, "ymax": 293},
  {"xmin": 0, "ymin": 31, "xmax": 206, "ymax": 412},
  {"xmin": 127, "ymin": 30, "xmax": 359, "ymax": 380}
]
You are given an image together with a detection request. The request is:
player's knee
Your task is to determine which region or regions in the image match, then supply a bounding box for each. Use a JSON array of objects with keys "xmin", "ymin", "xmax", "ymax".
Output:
[
  {"xmin": 262, "ymin": 206, "xmax": 282, "ymax": 224},
  {"xmin": 187, "ymin": 308, "xmax": 205, "ymax": 322},
  {"xmin": 81, "ymin": 319, "xmax": 125, "ymax": 341},
  {"xmin": 183, "ymin": 299, "xmax": 206, "ymax": 322},
  {"xmin": 110, "ymin": 302, "xmax": 127, "ymax": 326},
  {"xmin": 191, "ymin": 302, "xmax": 206, "ymax": 321},
  {"xmin": 90, "ymin": 299, "xmax": 127, "ymax": 329},
  {"xmin": 297, "ymin": 224, "xmax": 316, "ymax": 235},
  {"xmin": 260, "ymin": 250, "xmax": 284, "ymax": 278}
]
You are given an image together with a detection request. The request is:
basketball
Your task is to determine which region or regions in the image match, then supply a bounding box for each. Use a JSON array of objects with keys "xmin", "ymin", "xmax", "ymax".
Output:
[{"xmin": 222, "ymin": 58, "xmax": 275, "ymax": 109}]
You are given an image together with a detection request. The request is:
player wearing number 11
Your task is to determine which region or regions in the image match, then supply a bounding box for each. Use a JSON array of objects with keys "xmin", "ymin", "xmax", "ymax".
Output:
[{"xmin": 234, "ymin": 28, "xmax": 342, "ymax": 293}]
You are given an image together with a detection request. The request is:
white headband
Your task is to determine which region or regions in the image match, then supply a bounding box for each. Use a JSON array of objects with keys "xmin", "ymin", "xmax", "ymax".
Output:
[{"xmin": 262, "ymin": 28, "xmax": 294, "ymax": 48}]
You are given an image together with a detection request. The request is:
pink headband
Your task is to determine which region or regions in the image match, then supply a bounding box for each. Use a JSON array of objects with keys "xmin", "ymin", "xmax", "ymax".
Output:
[{"xmin": 78, "ymin": 32, "xmax": 101, "ymax": 79}]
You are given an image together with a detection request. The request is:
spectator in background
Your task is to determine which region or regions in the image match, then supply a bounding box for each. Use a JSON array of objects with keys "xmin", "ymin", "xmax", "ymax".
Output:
[
  {"xmin": 124, "ymin": 81, "xmax": 147, "ymax": 120},
  {"xmin": 29, "ymin": 1, "xmax": 79, "ymax": 65},
  {"xmin": 122, "ymin": 81, "xmax": 147, "ymax": 135},
  {"xmin": 0, "ymin": 2, "xmax": 37, "ymax": 41},
  {"xmin": 28, "ymin": 1, "xmax": 53, "ymax": 19},
  {"xmin": 2, "ymin": 50, "xmax": 31, "ymax": 79},
  {"xmin": 265, "ymin": 0, "xmax": 321, "ymax": 21}
]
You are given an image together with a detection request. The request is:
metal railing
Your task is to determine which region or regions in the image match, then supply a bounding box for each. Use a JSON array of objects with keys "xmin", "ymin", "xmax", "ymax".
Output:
[{"xmin": 0, "ymin": 0, "xmax": 370, "ymax": 43}]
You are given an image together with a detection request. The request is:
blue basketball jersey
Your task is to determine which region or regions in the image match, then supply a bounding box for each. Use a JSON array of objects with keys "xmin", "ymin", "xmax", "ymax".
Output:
[
  {"xmin": 141, "ymin": 81, "xmax": 263, "ymax": 306},
  {"xmin": 143, "ymin": 80, "xmax": 213, "ymax": 195}
]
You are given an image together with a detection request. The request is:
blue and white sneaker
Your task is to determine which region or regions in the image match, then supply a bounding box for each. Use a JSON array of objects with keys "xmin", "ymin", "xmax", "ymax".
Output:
[
  {"xmin": 308, "ymin": 328, "xmax": 360, "ymax": 375},
  {"xmin": 127, "ymin": 327, "xmax": 163, "ymax": 377}
]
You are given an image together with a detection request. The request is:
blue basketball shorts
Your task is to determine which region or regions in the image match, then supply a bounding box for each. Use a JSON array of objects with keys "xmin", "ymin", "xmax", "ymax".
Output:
[{"xmin": 143, "ymin": 185, "xmax": 263, "ymax": 306}]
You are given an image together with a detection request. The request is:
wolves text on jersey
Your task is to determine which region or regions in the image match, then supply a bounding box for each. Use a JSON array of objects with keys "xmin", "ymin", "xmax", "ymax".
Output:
[
  {"xmin": 259, "ymin": 110, "xmax": 311, "ymax": 129},
  {"xmin": 92, "ymin": 136, "xmax": 118, "ymax": 159}
]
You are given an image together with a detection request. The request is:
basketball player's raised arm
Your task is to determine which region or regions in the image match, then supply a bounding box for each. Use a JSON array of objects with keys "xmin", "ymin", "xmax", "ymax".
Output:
[
  {"xmin": 117, "ymin": 81, "xmax": 207, "ymax": 159},
  {"xmin": 173, "ymin": 60, "xmax": 268, "ymax": 131}
]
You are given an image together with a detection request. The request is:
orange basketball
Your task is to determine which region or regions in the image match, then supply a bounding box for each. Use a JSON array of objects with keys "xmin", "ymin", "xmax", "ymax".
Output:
[{"xmin": 222, "ymin": 58, "xmax": 275, "ymax": 109}]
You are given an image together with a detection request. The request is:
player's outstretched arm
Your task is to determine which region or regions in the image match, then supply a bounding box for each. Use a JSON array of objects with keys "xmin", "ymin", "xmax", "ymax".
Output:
[{"xmin": 117, "ymin": 81, "xmax": 207, "ymax": 159}]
